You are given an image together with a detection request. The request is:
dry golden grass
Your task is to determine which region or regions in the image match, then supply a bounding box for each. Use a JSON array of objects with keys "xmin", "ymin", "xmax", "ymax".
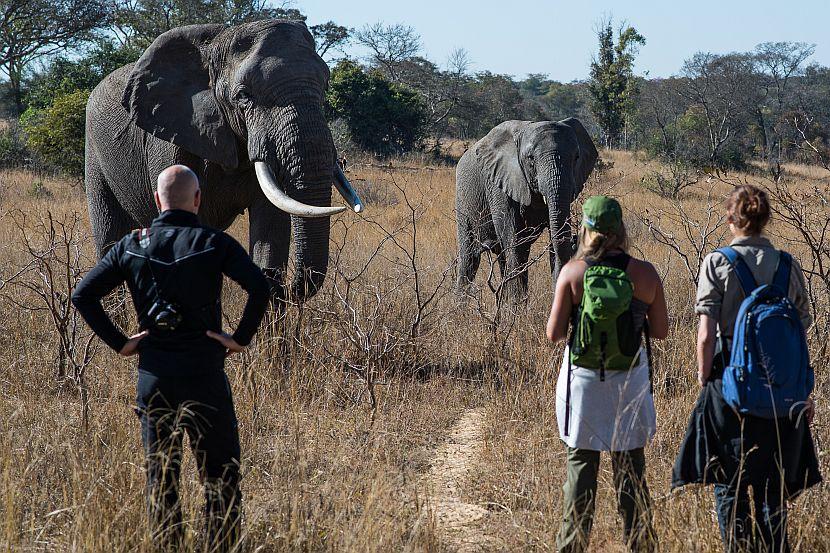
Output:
[{"xmin": 1, "ymin": 150, "xmax": 829, "ymax": 552}]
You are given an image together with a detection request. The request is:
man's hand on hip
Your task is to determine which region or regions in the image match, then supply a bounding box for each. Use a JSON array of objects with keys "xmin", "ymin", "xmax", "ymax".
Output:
[
  {"xmin": 206, "ymin": 331, "xmax": 245, "ymax": 356},
  {"xmin": 119, "ymin": 331, "xmax": 149, "ymax": 356}
]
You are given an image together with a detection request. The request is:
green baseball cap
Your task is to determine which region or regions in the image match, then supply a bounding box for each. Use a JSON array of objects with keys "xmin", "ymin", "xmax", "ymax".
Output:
[{"xmin": 582, "ymin": 195, "xmax": 622, "ymax": 233}]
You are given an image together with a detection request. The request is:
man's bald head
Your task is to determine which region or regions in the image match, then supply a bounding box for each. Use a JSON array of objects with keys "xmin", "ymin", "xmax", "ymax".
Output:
[{"xmin": 155, "ymin": 165, "xmax": 201, "ymax": 213}]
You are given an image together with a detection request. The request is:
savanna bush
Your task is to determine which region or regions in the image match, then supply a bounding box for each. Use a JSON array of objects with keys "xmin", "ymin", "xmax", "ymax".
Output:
[
  {"xmin": 642, "ymin": 107, "xmax": 747, "ymax": 172},
  {"xmin": 327, "ymin": 60, "xmax": 427, "ymax": 157},
  {"xmin": 20, "ymin": 90, "xmax": 89, "ymax": 178},
  {"xmin": 24, "ymin": 41, "xmax": 141, "ymax": 111},
  {"xmin": 0, "ymin": 124, "xmax": 29, "ymax": 168},
  {"xmin": 642, "ymin": 155, "xmax": 701, "ymax": 198}
]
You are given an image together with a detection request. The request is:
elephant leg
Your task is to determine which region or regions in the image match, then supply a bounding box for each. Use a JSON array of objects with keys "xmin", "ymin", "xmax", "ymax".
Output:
[
  {"xmin": 85, "ymin": 147, "xmax": 137, "ymax": 257},
  {"xmin": 456, "ymin": 214, "xmax": 483, "ymax": 295},
  {"xmin": 514, "ymin": 222, "xmax": 547, "ymax": 300},
  {"xmin": 491, "ymin": 206, "xmax": 529, "ymax": 302},
  {"xmin": 514, "ymin": 238, "xmax": 533, "ymax": 299},
  {"xmin": 498, "ymin": 238, "xmax": 533, "ymax": 302},
  {"xmin": 248, "ymin": 197, "xmax": 291, "ymax": 314}
]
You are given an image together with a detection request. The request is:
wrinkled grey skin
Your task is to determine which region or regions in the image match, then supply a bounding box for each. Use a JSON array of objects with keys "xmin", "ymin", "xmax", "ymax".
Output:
[
  {"xmin": 455, "ymin": 118, "xmax": 598, "ymax": 299},
  {"xmin": 85, "ymin": 20, "xmax": 339, "ymax": 304}
]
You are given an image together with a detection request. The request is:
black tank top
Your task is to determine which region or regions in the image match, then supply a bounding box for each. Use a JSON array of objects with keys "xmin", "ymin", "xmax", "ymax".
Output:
[{"xmin": 585, "ymin": 251, "xmax": 631, "ymax": 271}]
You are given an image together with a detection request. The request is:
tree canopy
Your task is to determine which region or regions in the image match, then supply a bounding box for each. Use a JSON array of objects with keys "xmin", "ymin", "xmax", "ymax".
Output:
[
  {"xmin": 108, "ymin": 0, "xmax": 303, "ymax": 48},
  {"xmin": 0, "ymin": 0, "xmax": 108, "ymax": 113},
  {"xmin": 327, "ymin": 60, "xmax": 426, "ymax": 156},
  {"xmin": 1, "ymin": 4, "xmax": 829, "ymax": 174},
  {"xmin": 588, "ymin": 19, "xmax": 646, "ymax": 148}
]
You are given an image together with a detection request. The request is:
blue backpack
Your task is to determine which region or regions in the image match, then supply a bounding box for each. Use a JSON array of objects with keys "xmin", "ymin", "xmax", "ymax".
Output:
[{"xmin": 717, "ymin": 247, "xmax": 813, "ymax": 419}]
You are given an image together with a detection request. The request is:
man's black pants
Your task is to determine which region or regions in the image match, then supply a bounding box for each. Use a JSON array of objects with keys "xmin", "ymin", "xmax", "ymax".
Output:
[{"xmin": 136, "ymin": 369, "xmax": 241, "ymax": 552}]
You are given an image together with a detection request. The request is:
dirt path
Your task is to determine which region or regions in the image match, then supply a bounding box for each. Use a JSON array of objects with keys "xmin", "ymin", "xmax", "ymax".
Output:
[{"xmin": 426, "ymin": 407, "xmax": 500, "ymax": 552}]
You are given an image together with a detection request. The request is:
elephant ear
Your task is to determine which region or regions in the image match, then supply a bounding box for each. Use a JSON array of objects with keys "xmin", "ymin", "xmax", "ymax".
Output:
[
  {"xmin": 475, "ymin": 121, "xmax": 531, "ymax": 206},
  {"xmin": 122, "ymin": 24, "xmax": 238, "ymax": 170},
  {"xmin": 560, "ymin": 118, "xmax": 598, "ymax": 197}
]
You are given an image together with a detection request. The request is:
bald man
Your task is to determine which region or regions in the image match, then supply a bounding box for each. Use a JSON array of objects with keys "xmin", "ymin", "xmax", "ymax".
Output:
[{"xmin": 72, "ymin": 165, "xmax": 269, "ymax": 551}]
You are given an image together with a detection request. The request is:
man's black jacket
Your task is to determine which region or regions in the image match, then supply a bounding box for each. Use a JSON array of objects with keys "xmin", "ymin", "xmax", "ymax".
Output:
[{"xmin": 72, "ymin": 210, "xmax": 270, "ymax": 375}]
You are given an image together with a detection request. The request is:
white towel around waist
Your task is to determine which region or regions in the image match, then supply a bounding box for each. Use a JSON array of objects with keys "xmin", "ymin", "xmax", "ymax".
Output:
[{"xmin": 556, "ymin": 346, "xmax": 656, "ymax": 451}]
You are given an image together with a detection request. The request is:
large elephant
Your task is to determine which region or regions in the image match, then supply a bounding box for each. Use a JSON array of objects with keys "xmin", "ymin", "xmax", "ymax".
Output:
[
  {"xmin": 455, "ymin": 118, "xmax": 598, "ymax": 299},
  {"xmin": 84, "ymin": 20, "xmax": 363, "ymax": 306}
]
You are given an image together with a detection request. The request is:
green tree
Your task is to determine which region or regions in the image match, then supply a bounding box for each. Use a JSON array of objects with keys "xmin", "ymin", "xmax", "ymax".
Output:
[
  {"xmin": 456, "ymin": 72, "xmax": 526, "ymax": 137},
  {"xmin": 24, "ymin": 40, "xmax": 141, "ymax": 110},
  {"xmin": 0, "ymin": 122, "xmax": 28, "ymax": 167},
  {"xmin": 392, "ymin": 50, "xmax": 469, "ymax": 153},
  {"xmin": 681, "ymin": 52, "xmax": 758, "ymax": 168},
  {"xmin": 752, "ymin": 41, "xmax": 815, "ymax": 162},
  {"xmin": 588, "ymin": 19, "xmax": 645, "ymax": 148},
  {"xmin": 310, "ymin": 21, "xmax": 350, "ymax": 60},
  {"xmin": 543, "ymin": 81, "xmax": 586, "ymax": 121},
  {"xmin": 16, "ymin": 40, "xmax": 139, "ymax": 175},
  {"xmin": 109, "ymin": 0, "xmax": 303, "ymax": 48},
  {"xmin": 0, "ymin": 0, "xmax": 108, "ymax": 114},
  {"xmin": 519, "ymin": 73, "xmax": 551, "ymax": 97},
  {"xmin": 21, "ymin": 89, "xmax": 89, "ymax": 176},
  {"xmin": 326, "ymin": 60, "xmax": 426, "ymax": 156}
]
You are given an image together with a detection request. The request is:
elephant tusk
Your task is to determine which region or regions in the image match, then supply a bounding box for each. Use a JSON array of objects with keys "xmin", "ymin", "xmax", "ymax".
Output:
[
  {"xmin": 254, "ymin": 162, "xmax": 346, "ymax": 218},
  {"xmin": 334, "ymin": 163, "xmax": 364, "ymax": 213}
]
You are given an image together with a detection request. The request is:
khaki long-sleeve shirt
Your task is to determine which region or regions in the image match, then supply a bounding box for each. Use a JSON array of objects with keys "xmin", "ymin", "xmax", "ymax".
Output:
[{"xmin": 695, "ymin": 235, "xmax": 812, "ymax": 337}]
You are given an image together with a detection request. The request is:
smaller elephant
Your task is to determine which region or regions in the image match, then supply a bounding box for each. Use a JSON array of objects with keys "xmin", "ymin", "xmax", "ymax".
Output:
[{"xmin": 455, "ymin": 118, "xmax": 598, "ymax": 299}]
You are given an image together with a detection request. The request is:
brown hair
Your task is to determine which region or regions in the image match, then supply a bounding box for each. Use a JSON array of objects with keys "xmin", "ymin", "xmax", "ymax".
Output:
[
  {"xmin": 574, "ymin": 224, "xmax": 630, "ymax": 262},
  {"xmin": 725, "ymin": 185, "xmax": 770, "ymax": 236}
]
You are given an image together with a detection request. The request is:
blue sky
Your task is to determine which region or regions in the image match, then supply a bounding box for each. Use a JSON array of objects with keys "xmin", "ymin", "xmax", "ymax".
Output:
[{"xmin": 298, "ymin": 0, "xmax": 830, "ymax": 82}]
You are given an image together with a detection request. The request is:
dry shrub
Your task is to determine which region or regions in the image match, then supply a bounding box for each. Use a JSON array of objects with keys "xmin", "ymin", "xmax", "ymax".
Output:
[{"xmin": 1, "ymin": 150, "xmax": 830, "ymax": 551}]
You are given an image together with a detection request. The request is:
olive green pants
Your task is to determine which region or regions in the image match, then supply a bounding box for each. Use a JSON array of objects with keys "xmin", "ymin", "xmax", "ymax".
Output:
[{"xmin": 556, "ymin": 446, "xmax": 656, "ymax": 553}]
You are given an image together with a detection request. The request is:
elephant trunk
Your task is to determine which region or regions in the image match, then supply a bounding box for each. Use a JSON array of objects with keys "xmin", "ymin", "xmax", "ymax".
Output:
[
  {"xmin": 252, "ymin": 102, "xmax": 334, "ymax": 185},
  {"xmin": 255, "ymin": 103, "xmax": 337, "ymax": 300},
  {"xmin": 290, "ymin": 183, "xmax": 333, "ymax": 299},
  {"xmin": 541, "ymin": 154, "xmax": 574, "ymax": 286}
]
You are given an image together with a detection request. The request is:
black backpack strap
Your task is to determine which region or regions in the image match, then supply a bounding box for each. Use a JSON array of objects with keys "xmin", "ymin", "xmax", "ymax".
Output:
[
  {"xmin": 564, "ymin": 308, "xmax": 578, "ymax": 437},
  {"xmin": 135, "ymin": 229, "xmax": 179, "ymax": 303},
  {"xmin": 716, "ymin": 246, "xmax": 757, "ymax": 296},
  {"xmin": 773, "ymin": 251, "xmax": 792, "ymax": 294},
  {"xmin": 130, "ymin": 229, "xmax": 164, "ymax": 296}
]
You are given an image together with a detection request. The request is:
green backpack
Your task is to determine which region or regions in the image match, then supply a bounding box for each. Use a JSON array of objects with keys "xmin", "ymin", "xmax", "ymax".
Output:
[
  {"xmin": 563, "ymin": 254, "xmax": 654, "ymax": 437},
  {"xmin": 569, "ymin": 257, "xmax": 645, "ymax": 378}
]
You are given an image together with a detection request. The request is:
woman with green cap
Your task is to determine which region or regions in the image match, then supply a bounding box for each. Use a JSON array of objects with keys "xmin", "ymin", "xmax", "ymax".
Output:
[{"xmin": 545, "ymin": 195, "xmax": 669, "ymax": 553}]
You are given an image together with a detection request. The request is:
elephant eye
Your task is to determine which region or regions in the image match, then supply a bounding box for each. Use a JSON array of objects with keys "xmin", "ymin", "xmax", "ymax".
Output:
[{"xmin": 235, "ymin": 88, "xmax": 253, "ymax": 109}]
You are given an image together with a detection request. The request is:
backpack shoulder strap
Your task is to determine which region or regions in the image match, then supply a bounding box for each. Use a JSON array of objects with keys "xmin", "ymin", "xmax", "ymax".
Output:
[
  {"xmin": 772, "ymin": 251, "xmax": 792, "ymax": 294},
  {"xmin": 716, "ymin": 246, "xmax": 757, "ymax": 295},
  {"xmin": 564, "ymin": 306, "xmax": 578, "ymax": 437},
  {"xmin": 644, "ymin": 319, "xmax": 654, "ymax": 396}
]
